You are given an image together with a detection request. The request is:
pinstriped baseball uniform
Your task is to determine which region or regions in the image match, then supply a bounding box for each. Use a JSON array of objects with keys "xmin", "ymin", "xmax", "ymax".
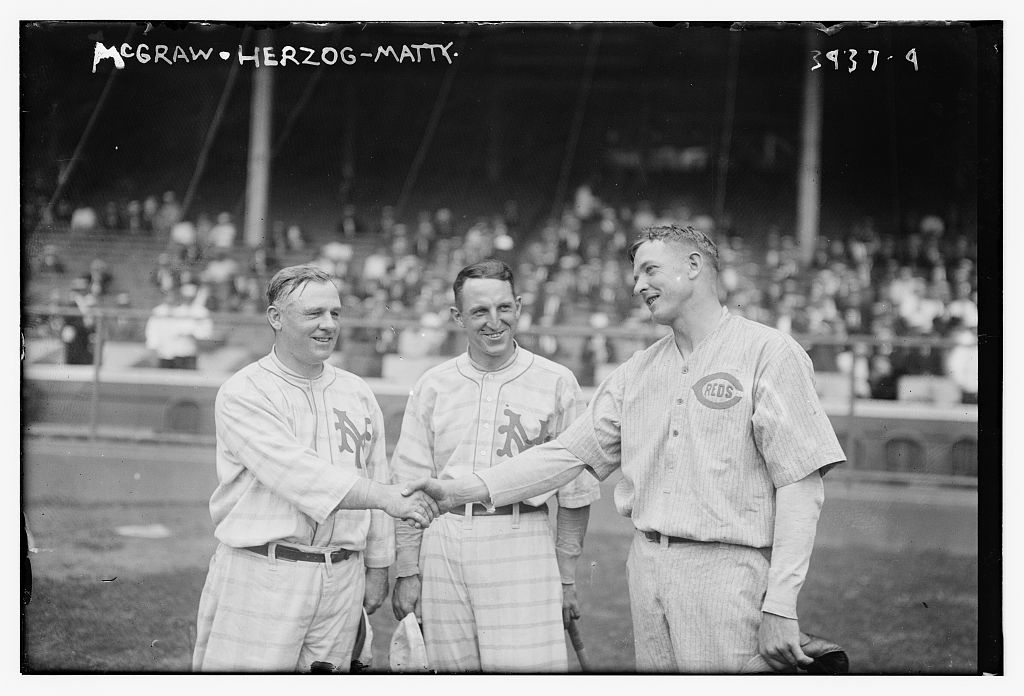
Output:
[
  {"xmin": 392, "ymin": 347, "xmax": 600, "ymax": 672},
  {"xmin": 477, "ymin": 310, "xmax": 845, "ymax": 672},
  {"xmin": 193, "ymin": 349, "xmax": 394, "ymax": 672}
]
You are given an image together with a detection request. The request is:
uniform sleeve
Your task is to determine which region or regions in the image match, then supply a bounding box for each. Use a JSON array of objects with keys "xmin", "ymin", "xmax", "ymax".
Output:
[
  {"xmin": 216, "ymin": 380, "xmax": 359, "ymax": 524},
  {"xmin": 390, "ymin": 382, "xmax": 436, "ymax": 577},
  {"xmin": 555, "ymin": 361, "xmax": 626, "ymax": 482},
  {"xmin": 363, "ymin": 394, "xmax": 395, "ymax": 568},
  {"xmin": 551, "ymin": 371, "xmax": 601, "ymax": 509},
  {"xmin": 752, "ymin": 338, "xmax": 846, "ymax": 488}
]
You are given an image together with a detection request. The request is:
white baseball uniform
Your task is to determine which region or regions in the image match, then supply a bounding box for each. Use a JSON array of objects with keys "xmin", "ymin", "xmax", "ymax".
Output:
[
  {"xmin": 193, "ymin": 349, "xmax": 394, "ymax": 672},
  {"xmin": 476, "ymin": 310, "xmax": 845, "ymax": 672},
  {"xmin": 392, "ymin": 346, "xmax": 600, "ymax": 672}
]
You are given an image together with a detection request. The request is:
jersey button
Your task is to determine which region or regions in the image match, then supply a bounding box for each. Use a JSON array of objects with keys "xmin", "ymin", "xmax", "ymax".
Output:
[
  {"xmin": 676, "ymin": 398, "xmax": 683, "ymax": 405},
  {"xmin": 682, "ymin": 367, "xmax": 689, "ymax": 374},
  {"xmin": 672, "ymin": 430, "xmax": 679, "ymax": 436}
]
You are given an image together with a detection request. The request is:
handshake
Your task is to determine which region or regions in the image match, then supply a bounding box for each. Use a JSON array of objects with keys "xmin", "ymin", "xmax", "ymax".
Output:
[{"xmin": 382, "ymin": 477, "xmax": 469, "ymax": 529}]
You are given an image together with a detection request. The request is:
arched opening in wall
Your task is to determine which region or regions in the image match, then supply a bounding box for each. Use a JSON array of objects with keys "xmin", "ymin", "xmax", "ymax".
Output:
[
  {"xmin": 885, "ymin": 437, "xmax": 925, "ymax": 474},
  {"xmin": 951, "ymin": 438, "xmax": 978, "ymax": 477},
  {"xmin": 165, "ymin": 399, "xmax": 201, "ymax": 433}
]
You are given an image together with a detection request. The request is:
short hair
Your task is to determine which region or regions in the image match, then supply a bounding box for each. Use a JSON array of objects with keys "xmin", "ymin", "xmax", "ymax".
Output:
[
  {"xmin": 266, "ymin": 264, "xmax": 335, "ymax": 308},
  {"xmin": 627, "ymin": 224, "xmax": 720, "ymax": 273},
  {"xmin": 452, "ymin": 259, "xmax": 515, "ymax": 308}
]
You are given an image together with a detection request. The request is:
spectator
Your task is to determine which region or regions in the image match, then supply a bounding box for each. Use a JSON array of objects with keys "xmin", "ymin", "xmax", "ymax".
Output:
[
  {"xmin": 143, "ymin": 195, "xmax": 160, "ymax": 232},
  {"xmin": 37, "ymin": 245, "xmax": 66, "ymax": 276},
  {"xmin": 156, "ymin": 191, "xmax": 182, "ymax": 236},
  {"xmin": 946, "ymin": 325, "xmax": 978, "ymax": 404},
  {"xmin": 152, "ymin": 252, "xmax": 179, "ymax": 294},
  {"xmin": 145, "ymin": 284, "xmax": 212, "ymax": 369},
  {"xmin": 86, "ymin": 258, "xmax": 114, "ymax": 298},
  {"xmin": 208, "ymin": 212, "xmax": 237, "ymax": 249},
  {"xmin": 286, "ymin": 224, "xmax": 305, "ymax": 251},
  {"xmin": 202, "ymin": 249, "xmax": 240, "ymax": 312},
  {"xmin": 126, "ymin": 199, "xmax": 143, "ymax": 234},
  {"xmin": 60, "ymin": 280, "xmax": 96, "ymax": 365},
  {"xmin": 69, "ymin": 206, "xmax": 97, "ymax": 234},
  {"xmin": 337, "ymin": 204, "xmax": 361, "ymax": 239},
  {"xmin": 170, "ymin": 219, "xmax": 200, "ymax": 263}
]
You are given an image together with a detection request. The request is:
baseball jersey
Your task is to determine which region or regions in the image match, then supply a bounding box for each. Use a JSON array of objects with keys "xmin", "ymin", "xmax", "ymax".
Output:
[
  {"xmin": 478, "ymin": 309, "xmax": 845, "ymax": 549},
  {"xmin": 210, "ymin": 349, "xmax": 395, "ymax": 567},
  {"xmin": 391, "ymin": 346, "xmax": 601, "ymax": 577}
]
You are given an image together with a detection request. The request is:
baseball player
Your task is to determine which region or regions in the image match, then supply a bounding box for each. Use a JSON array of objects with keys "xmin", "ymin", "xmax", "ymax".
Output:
[
  {"xmin": 192, "ymin": 265, "xmax": 438, "ymax": 673},
  {"xmin": 413, "ymin": 226, "xmax": 845, "ymax": 673},
  {"xmin": 390, "ymin": 259, "xmax": 600, "ymax": 673}
]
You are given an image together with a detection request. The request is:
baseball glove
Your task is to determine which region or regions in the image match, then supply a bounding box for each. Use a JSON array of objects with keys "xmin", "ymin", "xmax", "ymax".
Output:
[
  {"xmin": 798, "ymin": 632, "xmax": 849, "ymax": 675},
  {"xmin": 740, "ymin": 631, "xmax": 849, "ymax": 674}
]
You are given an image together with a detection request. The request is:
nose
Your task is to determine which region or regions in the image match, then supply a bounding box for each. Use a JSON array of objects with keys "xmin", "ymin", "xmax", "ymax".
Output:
[
  {"xmin": 633, "ymin": 276, "xmax": 647, "ymax": 296},
  {"xmin": 486, "ymin": 308, "xmax": 500, "ymax": 326},
  {"xmin": 317, "ymin": 312, "xmax": 336, "ymax": 330}
]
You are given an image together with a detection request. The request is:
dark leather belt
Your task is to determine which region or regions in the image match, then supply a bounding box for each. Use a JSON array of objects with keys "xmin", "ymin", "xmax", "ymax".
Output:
[
  {"xmin": 243, "ymin": 543, "xmax": 354, "ymax": 563},
  {"xmin": 449, "ymin": 503, "xmax": 548, "ymax": 516},
  {"xmin": 642, "ymin": 530, "xmax": 690, "ymax": 544}
]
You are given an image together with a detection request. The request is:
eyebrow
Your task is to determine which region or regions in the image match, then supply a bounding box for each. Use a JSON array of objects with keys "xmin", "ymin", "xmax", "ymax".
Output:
[{"xmin": 633, "ymin": 261, "xmax": 656, "ymax": 281}]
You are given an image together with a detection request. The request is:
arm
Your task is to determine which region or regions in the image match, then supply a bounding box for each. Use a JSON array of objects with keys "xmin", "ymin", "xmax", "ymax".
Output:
[
  {"xmin": 362, "ymin": 398, "xmax": 395, "ymax": 570},
  {"xmin": 555, "ymin": 505, "xmax": 590, "ymax": 627},
  {"xmin": 217, "ymin": 384, "xmax": 435, "ymax": 527},
  {"xmin": 390, "ymin": 383, "xmax": 437, "ymax": 619},
  {"xmin": 413, "ymin": 366, "xmax": 626, "ymax": 510},
  {"xmin": 757, "ymin": 471, "xmax": 825, "ymax": 671}
]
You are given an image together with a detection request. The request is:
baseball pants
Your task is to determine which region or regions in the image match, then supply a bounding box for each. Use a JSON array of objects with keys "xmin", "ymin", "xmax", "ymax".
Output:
[
  {"xmin": 419, "ymin": 511, "xmax": 568, "ymax": 673},
  {"xmin": 626, "ymin": 529, "xmax": 770, "ymax": 673},
  {"xmin": 192, "ymin": 543, "xmax": 365, "ymax": 672}
]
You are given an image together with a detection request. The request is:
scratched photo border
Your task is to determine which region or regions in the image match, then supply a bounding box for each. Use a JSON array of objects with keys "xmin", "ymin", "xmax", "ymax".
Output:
[{"xmin": 14, "ymin": 15, "xmax": 1004, "ymax": 682}]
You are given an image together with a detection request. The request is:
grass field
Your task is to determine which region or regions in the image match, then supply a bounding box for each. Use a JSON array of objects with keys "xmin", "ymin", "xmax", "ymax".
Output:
[{"xmin": 22, "ymin": 496, "xmax": 977, "ymax": 674}]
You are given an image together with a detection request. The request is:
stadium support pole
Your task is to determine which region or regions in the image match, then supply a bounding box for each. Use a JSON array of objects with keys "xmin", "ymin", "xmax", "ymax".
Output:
[
  {"xmin": 89, "ymin": 312, "xmax": 105, "ymax": 441},
  {"xmin": 796, "ymin": 29, "xmax": 823, "ymax": 266},
  {"xmin": 245, "ymin": 30, "xmax": 274, "ymax": 248}
]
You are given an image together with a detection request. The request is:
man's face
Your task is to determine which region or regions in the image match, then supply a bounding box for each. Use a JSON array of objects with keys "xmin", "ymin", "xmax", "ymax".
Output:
[
  {"xmin": 452, "ymin": 278, "xmax": 521, "ymax": 368},
  {"xmin": 632, "ymin": 239, "xmax": 695, "ymax": 325},
  {"xmin": 270, "ymin": 280, "xmax": 341, "ymax": 376}
]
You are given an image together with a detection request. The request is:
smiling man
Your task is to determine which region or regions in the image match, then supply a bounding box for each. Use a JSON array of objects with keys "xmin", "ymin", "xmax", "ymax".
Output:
[
  {"xmin": 412, "ymin": 227, "xmax": 846, "ymax": 673},
  {"xmin": 193, "ymin": 265, "xmax": 439, "ymax": 673},
  {"xmin": 390, "ymin": 259, "xmax": 600, "ymax": 672}
]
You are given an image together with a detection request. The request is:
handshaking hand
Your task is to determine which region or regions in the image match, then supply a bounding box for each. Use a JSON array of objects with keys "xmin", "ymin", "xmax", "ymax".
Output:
[
  {"xmin": 382, "ymin": 485, "xmax": 439, "ymax": 528},
  {"xmin": 401, "ymin": 478, "xmax": 457, "ymax": 514}
]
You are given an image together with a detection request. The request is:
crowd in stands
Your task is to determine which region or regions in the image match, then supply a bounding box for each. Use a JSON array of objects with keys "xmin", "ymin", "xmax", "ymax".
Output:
[{"xmin": 26, "ymin": 185, "xmax": 979, "ymax": 402}]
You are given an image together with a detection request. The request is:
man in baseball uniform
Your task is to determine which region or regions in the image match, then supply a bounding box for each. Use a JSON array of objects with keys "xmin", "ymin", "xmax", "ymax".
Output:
[
  {"xmin": 193, "ymin": 265, "xmax": 439, "ymax": 672},
  {"xmin": 413, "ymin": 226, "xmax": 845, "ymax": 673},
  {"xmin": 390, "ymin": 259, "xmax": 600, "ymax": 672}
]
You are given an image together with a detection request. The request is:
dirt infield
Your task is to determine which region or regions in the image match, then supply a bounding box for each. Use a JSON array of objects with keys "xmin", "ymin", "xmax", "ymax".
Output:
[{"xmin": 22, "ymin": 437, "xmax": 978, "ymax": 673}]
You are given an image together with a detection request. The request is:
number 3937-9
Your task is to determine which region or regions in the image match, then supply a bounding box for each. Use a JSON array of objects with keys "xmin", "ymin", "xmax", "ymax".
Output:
[{"xmin": 810, "ymin": 48, "xmax": 919, "ymax": 72}]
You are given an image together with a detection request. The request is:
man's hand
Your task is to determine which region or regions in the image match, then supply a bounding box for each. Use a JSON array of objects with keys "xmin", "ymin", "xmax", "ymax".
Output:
[
  {"xmin": 382, "ymin": 485, "xmax": 439, "ymax": 528},
  {"xmin": 561, "ymin": 584, "xmax": 581, "ymax": 629},
  {"xmin": 363, "ymin": 567, "xmax": 389, "ymax": 615},
  {"xmin": 392, "ymin": 574, "xmax": 422, "ymax": 621},
  {"xmin": 402, "ymin": 477, "xmax": 459, "ymax": 513},
  {"xmin": 758, "ymin": 612, "xmax": 813, "ymax": 672}
]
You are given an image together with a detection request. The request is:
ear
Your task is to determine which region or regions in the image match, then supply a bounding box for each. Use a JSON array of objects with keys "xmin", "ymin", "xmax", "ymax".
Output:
[
  {"xmin": 687, "ymin": 252, "xmax": 704, "ymax": 279},
  {"xmin": 514, "ymin": 295, "xmax": 523, "ymax": 317},
  {"xmin": 267, "ymin": 304, "xmax": 283, "ymax": 331},
  {"xmin": 449, "ymin": 306, "xmax": 464, "ymax": 327}
]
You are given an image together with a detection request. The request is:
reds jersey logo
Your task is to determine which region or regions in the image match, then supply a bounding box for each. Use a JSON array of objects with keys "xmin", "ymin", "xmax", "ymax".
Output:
[
  {"xmin": 496, "ymin": 407, "xmax": 554, "ymax": 457},
  {"xmin": 334, "ymin": 408, "xmax": 372, "ymax": 470},
  {"xmin": 692, "ymin": 372, "xmax": 744, "ymax": 410}
]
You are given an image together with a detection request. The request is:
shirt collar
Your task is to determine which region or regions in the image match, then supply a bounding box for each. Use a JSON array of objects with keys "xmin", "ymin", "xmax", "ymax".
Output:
[
  {"xmin": 268, "ymin": 346, "xmax": 327, "ymax": 382},
  {"xmin": 466, "ymin": 341, "xmax": 520, "ymax": 374}
]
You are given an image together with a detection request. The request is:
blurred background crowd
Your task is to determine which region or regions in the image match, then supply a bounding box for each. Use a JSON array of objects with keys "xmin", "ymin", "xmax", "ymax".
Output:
[{"xmin": 24, "ymin": 181, "xmax": 979, "ymax": 403}]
